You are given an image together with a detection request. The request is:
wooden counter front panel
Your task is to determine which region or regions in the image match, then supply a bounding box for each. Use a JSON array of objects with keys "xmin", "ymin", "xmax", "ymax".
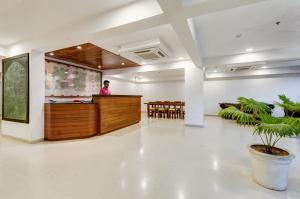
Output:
[
  {"xmin": 45, "ymin": 103, "xmax": 98, "ymax": 140},
  {"xmin": 95, "ymin": 97, "xmax": 141, "ymax": 134}
]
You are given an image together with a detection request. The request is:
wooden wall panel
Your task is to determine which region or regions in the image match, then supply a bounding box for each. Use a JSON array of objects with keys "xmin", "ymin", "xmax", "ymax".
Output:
[
  {"xmin": 92, "ymin": 95, "xmax": 141, "ymax": 134},
  {"xmin": 45, "ymin": 103, "xmax": 98, "ymax": 140}
]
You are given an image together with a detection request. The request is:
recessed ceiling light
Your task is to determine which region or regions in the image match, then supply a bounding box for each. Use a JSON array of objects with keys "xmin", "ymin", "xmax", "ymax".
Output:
[
  {"xmin": 179, "ymin": 57, "xmax": 183, "ymax": 60},
  {"xmin": 77, "ymin": 46, "xmax": 82, "ymax": 50},
  {"xmin": 121, "ymin": 62, "xmax": 125, "ymax": 66},
  {"xmin": 141, "ymin": 62, "xmax": 146, "ymax": 65},
  {"xmin": 246, "ymin": 48, "xmax": 253, "ymax": 52},
  {"xmin": 213, "ymin": 70, "xmax": 218, "ymax": 73},
  {"xmin": 261, "ymin": 66, "xmax": 267, "ymax": 69},
  {"xmin": 49, "ymin": 52, "xmax": 54, "ymax": 56},
  {"xmin": 98, "ymin": 65, "xmax": 102, "ymax": 69}
]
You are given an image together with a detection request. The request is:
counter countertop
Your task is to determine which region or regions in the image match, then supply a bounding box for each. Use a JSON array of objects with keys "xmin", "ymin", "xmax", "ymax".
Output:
[{"xmin": 92, "ymin": 95, "xmax": 142, "ymax": 97}]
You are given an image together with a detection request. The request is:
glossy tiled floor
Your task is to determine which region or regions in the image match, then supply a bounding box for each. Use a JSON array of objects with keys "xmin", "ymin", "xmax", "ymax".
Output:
[{"xmin": 0, "ymin": 115, "xmax": 300, "ymax": 199}]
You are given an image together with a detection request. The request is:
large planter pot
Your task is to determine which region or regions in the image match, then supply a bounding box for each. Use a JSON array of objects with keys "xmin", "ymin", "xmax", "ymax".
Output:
[{"xmin": 248, "ymin": 144, "xmax": 295, "ymax": 191}]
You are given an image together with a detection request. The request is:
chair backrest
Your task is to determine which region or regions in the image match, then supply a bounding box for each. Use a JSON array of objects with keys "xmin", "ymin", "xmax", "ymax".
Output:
[{"xmin": 147, "ymin": 101, "xmax": 184, "ymax": 109}]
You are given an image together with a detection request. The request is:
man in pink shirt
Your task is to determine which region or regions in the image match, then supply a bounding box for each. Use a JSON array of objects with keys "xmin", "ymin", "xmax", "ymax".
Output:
[{"xmin": 99, "ymin": 80, "xmax": 111, "ymax": 95}]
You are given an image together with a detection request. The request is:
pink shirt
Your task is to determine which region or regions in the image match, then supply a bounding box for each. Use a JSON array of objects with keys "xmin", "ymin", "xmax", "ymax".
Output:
[{"xmin": 99, "ymin": 87, "xmax": 111, "ymax": 95}]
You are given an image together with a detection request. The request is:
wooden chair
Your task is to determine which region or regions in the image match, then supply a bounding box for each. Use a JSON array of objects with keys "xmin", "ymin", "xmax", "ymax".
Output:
[
  {"xmin": 157, "ymin": 101, "xmax": 168, "ymax": 118},
  {"xmin": 168, "ymin": 102, "xmax": 177, "ymax": 119},
  {"xmin": 149, "ymin": 102, "xmax": 158, "ymax": 118},
  {"xmin": 174, "ymin": 101, "xmax": 184, "ymax": 119}
]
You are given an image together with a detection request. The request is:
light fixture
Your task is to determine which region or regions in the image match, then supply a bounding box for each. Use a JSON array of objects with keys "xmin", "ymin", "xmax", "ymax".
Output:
[
  {"xmin": 77, "ymin": 46, "xmax": 82, "ymax": 50},
  {"xmin": 261, "ymin": 66, "xmax": 267, "ymax": 69},
  {"xmin": 49, "ymin": 52, "xmax": 54, "ymax": 56},
  {"xmin": 213, "ymin": 69, "xmax": 218, "ymax": 73},
  {"xmin": 141, "ymin": 62, "xmax": 146, "ymax": 65},
  {"xmin": 246, "ymin": 48, "xmax": 253, "ymax": 52},
  {"xmin": 98, "ymin": 65, "xmax": 102, "ymax": 69},
  {"xmin": 179, "ymin": 57, "xmax": 183, "ymax": 60},
  {"xmin": 121, "ymin": 62, "xmax": 125, "ymax": 66}
]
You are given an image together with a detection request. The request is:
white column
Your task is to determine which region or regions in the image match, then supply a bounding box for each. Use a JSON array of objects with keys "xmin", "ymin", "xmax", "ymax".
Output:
[
  {"xmin": 2, "ymin": 50, "xmax": 45, "ymax": 142},
  {"xmin": 185, "ymin": 63, "xmax": 204, "ymax": 127}
]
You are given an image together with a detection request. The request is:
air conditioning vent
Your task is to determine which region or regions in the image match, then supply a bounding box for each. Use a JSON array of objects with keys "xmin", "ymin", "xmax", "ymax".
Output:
[
  {"xmin": 226, "ymin": 65, "xmax": 255, "ymax": 72},
  {"xmin": 119, "ymin": 39, "xmax": 171, "ymax": 61},
  {"xmin": 133, "ymin": 48, "xmax": 167, "ymax": 60}
]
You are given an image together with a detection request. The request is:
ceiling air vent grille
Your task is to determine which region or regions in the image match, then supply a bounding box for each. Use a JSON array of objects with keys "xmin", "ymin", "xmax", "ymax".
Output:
[
  {"xmin": 133, "ymin": 47, "xmax": 168, "ymax": 60},
  {"xmin": 227, "ymin": 65, "xmax": 255, "ymax": 72},
  {"xmin": 119, "ymin": 39, "xmax": 171, "ymax": 61}
]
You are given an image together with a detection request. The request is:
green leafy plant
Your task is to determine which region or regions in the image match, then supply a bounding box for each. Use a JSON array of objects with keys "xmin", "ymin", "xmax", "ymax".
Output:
[
  {"xmin": 275, "ymin": 95, "xmax": 300, "ymax": 117},
  {"xmin": 219, "ymin": 106, "xmax": 256, "ymax": 125},
  {"xmin": 219, "ymin": 95, "xmax": 300, "ymax": 155},
  {"xmin": 238, "ymin": 97, "xmax": 271, "ymax": 115},
  {"xmin": 278, "ymin": 95, "xmax": 294, "ymax": 105},
  {"xmin": 219, "ymin": 97, "xmax": 271, "ymax": 125},
  {"xmin": 253, "ymin": 114, "xmax": 299, "ymax": 154}
]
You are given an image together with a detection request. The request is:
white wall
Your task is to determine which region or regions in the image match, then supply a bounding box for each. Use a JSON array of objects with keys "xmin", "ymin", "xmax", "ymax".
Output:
[
  {"xmin": 2, "ymin": 51, "xmax": 45, "ymax": 142},
  {"xmin": 204, "ymin": 76, "xmax": 300, "ymax": 117},
  {"xmin": 113, "ymin": 75, "xmax": 300, "ymax": 118},
  {"xmin": 0, "ymin": 46, "xmax": 6, "ymax": 56},
  {"xmin": 103, "ymin": 76, "xmax": 185, "ymax": 112},
  {"xmin": 138, "ymin": 81, "xmax": 185, "ymax": 111},
  {"xmin": 103, "ymin": 76, "xmax": 139, "ymax": 95}
]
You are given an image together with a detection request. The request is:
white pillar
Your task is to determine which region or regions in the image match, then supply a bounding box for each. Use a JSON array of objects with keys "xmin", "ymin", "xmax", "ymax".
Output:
[
  {"xmin": 2, "ymin": 50, "xmax": 45, "ymax": 142},
  {"xmin": 185, "ymin": 63, "xmax": 204, "ymax": 127}
]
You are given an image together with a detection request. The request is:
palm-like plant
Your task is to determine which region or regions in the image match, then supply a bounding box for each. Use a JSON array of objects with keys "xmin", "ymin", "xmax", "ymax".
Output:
[
  {"xmin": 253, "ymin": 114, "xmax": 298, "ymax": 154},
  {"xmin": 219, "ymin": 97, "xmax": 271, "ymax": 125},
  {"xmin": 282, "ymin": 117, "xmax": 300, "ymax": 134},
  {"xmin": 238, "ymin": 97, "xmax": 271, "ymax": 115},
  {"xmin": 219, "ymin": 106, "xmax": 256, "ymax": 125},
  {"xmin": 275, "ymin": 95, "xmax": 300, "ymax": 117}
]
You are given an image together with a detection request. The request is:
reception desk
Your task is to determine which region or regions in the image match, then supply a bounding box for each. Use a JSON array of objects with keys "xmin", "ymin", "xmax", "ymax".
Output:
[
  {"xmin": 45, "ymin": 103, "xmax": 98, "ymax": 140},
  {"xmin": 92, "ymin": 95, "xmax": 142, "ymax": 134},
  {"xmin": 44, "ymin": 95, "xmax": 141, "ymax": 140}
]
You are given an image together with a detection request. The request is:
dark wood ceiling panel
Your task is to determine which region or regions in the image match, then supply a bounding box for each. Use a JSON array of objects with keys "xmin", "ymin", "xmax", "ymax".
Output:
[{"xmin": 45, "ymin": 43, "xmax": 139, "ymax": 70}]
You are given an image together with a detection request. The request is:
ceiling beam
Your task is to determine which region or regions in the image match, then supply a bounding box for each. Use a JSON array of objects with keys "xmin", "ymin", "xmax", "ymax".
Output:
[{"xmin": 157, "ymin": 0, "xmax": 203, "ymax": 67}]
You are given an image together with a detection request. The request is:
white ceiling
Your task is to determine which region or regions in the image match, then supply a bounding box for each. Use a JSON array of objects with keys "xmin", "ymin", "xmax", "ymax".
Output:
[
  {"xmin": 0, "ymin": 0, "xmax": 136, "ymax": 46},
  {"xmin": 96, "ymin": 24, "xmax": 190, "ymax": 65},
  {"xmin": 193, "ymin": 0, "xmax": 300, "ymax": 57},
  {"xmin": 1, "ymin": 0, "xmax": 300, "ymax": 81}
]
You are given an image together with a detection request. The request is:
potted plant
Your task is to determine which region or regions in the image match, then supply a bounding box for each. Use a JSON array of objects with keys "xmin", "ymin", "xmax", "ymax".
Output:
[
  {"xmin": 249, "ymin": 114, "xmax": 298, "ymax": 190},
  {"xmin": 219, "ymin": 97, "xmax": 300, "ymax": 190}
]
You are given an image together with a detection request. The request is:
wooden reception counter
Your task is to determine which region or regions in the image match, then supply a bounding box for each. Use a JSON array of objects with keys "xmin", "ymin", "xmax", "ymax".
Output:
[
  {"xmin": 92, "ymin": 95, "xmax": 142, "ymax": 134},
  {"xmin": 45, "ymin": 103, "xmax": 98, "ymax": 140},
  {"xmin": 44, "ymin": 95, "xmax": 141, "ymax": 140}
]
